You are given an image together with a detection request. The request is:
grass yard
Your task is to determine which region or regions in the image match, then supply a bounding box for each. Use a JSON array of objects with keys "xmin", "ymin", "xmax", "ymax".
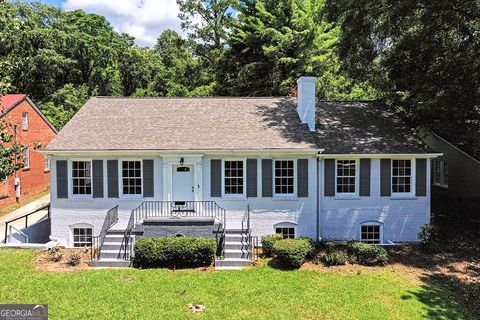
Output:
[
  {"xmin": 0, "ymin": 188, "xmax": 50, "ymax": 217},
  {"xmin": 0, "ymin": 249, "xmax": 473, "ymax": 320}
]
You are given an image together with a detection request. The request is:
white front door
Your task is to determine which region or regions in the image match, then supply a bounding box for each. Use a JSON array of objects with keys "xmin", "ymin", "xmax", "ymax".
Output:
[{"xmin": 172, "ymin": 165, "xmax": 194, "ymax": 201}]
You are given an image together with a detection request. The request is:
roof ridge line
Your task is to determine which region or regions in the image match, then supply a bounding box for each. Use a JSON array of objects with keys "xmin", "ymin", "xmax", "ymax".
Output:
[{"xmin": 92, "ymin": 96, "xmax": 292, "ymax": 99}]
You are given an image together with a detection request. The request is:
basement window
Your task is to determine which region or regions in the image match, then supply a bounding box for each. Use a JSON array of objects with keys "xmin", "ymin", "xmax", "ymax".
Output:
[
  {"xmin": 360, "ymin": 224, "xmax": 381, "ymax": 244},
  {"xmin": 275, "ymin": 227, "xmax": 295, "ymax": 239},
  {"xmin": 73, "ymin": 227, "xmax": 92, "ymax": 247}
]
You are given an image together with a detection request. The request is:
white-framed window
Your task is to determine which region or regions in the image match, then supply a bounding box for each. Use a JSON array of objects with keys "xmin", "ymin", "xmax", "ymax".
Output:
[
  {"xmin": 72, "ymin": 227, "xmax": 92, "ymax": 247},
  {"xmin": 392, "ymin": 159, "xmax": 412, "ymax": 193},
  {"xmin": 360, "ymin": 224, "xmax": 382, "ymax": 244},
  {"xmin": 275, "ymin": 227, "xmax": 295, "ymax": 239},
  {"xmin": 336, "ymin": 159, "xmax": 357, "ymax": 194},
  {"xmin": 274, "ymin": 160, "xmax": 295, "ymax": 195},
  {"xmin": 72, "ymin": 161, "xmax": 92, "ymax": 195},
  {"xmin": 122, "ymin": 160, "xmax": 142, "ymax": 195},
  {"xmin": 22, "ymin": 147, "xmax": 30, "ymax": 169},
  {"xmin": 44, "ymin": 156, "xmax": 51, "ymax": 172},
  {"xmin": 223, "ymin": 160, "xmax": 245, "ymax": 196},
  {"xmin": 433, "ymin": 159, "xmax": 449, "ymax": 188},
  {"xmin": 22, "ymin": 112, "xmax": 28, "ymax": 130}
]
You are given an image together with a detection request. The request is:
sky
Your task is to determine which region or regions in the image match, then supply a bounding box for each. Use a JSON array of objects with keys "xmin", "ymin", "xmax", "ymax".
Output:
[{"xmin": 20, "ymin": 0, "xmax": 184, "ymax": 47}]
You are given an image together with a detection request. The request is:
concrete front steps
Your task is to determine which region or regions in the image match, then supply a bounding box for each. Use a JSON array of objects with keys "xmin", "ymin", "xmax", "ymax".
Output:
[
  {"xmin": 215, "ymin": 229, "xmax": 253, "ymax": 270},
  {"xmin": 90, "ymin": 230, "xmax": 132, "ymax": 268}
]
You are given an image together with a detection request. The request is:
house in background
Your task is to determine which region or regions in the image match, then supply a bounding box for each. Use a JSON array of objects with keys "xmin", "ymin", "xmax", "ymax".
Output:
[
  {"xmin": 43, "ymin": 77, "xmax": 439, "ymax": 268},
  {"xmin": 420, "ymin": 130, "xmax": 480, "ymax": 235},
  {"xmin": 0, "ymin": 94, "xmax": 57, "ymax": 208},
  {"xmin": 421, "ymin": 130, "xmax": 480, "ymax": 197}
]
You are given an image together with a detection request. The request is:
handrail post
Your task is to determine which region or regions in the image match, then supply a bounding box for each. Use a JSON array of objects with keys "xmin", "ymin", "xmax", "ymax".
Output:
[{"xmin": 4, "ymin": 222, "xmax": 8, "ymax": 244}]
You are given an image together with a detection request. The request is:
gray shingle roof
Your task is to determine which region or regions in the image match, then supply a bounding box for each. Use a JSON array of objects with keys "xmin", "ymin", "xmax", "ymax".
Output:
[
  {"xmin": 46, "ymin": 98, "xmax": 432, "ymax": 154},
  {"xmin": 315, "ymin": 101, "xmax": 431, "ymax": 154},
  {"xmin": 45, "ymin": 97, "xmax": 317, "ymax": 151}
]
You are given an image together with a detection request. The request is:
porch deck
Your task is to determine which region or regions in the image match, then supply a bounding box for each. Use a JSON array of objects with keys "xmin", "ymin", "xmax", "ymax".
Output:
[{"xmin": 90, "ymin": 201, "xmax": 254, "ymax": 269}]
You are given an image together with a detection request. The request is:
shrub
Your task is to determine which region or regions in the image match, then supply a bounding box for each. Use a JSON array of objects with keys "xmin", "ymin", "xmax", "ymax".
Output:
[
  {"xmin": 418, "ymin": 224, "xmax": 439, "ymax": 251},
  {"xmin": 47, "ymin": 246, "xmax": 62, "ymax": 262},
  {"xmin": 66, "ymin": 254, "xmax": 81, "ymax": 266},
  {"xmin": 297, "ymin": 237, "xmax": 316, "ymax": 259},
  {"xmin": 273, "ymin": 238, "xmax": 313, "ymax": 269},
  {"xmin": 347, "ymin": 241, "xmax": 389, "ymax": 266},
  {"xmin": 323, "ymin": 250, "xmax": 348, "ymax": 266},
  {"xmin": 261, "ymin": 234, "xmax": 283, "ymax": 257},
  {"xmin": 134, "ymin": 237, "xmax": 216, "ymax": 268}
]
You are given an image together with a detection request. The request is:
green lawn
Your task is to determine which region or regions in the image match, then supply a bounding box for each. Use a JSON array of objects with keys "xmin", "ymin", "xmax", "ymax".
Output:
[{"xmin": 0, "ymin": 249, "xmax": 472, "ymax": 320}]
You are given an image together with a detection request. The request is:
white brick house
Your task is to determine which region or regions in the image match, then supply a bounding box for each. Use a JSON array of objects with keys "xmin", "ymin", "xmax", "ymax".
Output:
[{"xmin": 43, "ymin": 77, "xmax": 439, "ymax": 267}]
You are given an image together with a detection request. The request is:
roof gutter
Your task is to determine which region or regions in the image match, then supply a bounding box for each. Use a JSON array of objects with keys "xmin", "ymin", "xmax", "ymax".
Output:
[
  {"xmin": 40, "ymin": 148, "xmax": 320, "ymax": 157},
  {"xmin": 317, "ymin": 153, "xmax": 442, "ymax": 159}
]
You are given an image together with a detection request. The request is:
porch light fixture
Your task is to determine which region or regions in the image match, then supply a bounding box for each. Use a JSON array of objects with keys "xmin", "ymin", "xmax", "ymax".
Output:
[{"xmin": 180, "ymin": 157, "xmax": 184, "ymax": 165}]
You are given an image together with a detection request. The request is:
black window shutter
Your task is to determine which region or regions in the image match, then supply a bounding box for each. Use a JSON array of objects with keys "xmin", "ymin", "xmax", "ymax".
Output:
[
  {"xmin": 107, "ymin": 160, "xmax": 118, "ymax": 198},
  {"xmin": 416, "ymin": 159, "xmax": 427, "ymax": 196},
  {"xmin": 211, "ymin": 159, "xmax": 221, "ymax": 197},
  {"xmin": 297, "ymin": 159, "xmax": 308, "ymax": 197},
  {"xmin": 359, "ymin": 159, "xmax": 371, "ymax": 196},
  {"xmin": 143, "ymin": 159, "xmax": 154, "ymax": 197},
  {"xmin": 92, "ymin": 160, "xmax": 104, "ymax": 198},
  {"xmin": 56, "ymin": 160, "xmax": 68, "ymax": 199},
  {"xmin": 246, "ymin": 159, "xmax": 257, "ymax": 197},
  {"xmin": 262, "ymin": 159, "xmax": 273, "ymax": 197},
  {"xmin": 380, "ymin": 159, "xmax": 391, "ymax": 196},
  {"xmin": 324, "ymin": 159, "xmax": 335, "ymax": 196}
]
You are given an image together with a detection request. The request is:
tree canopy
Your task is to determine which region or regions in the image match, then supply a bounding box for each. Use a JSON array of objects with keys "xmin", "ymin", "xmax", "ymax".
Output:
[
  {"xmin": 0, "ymin": 0, "xmax": 478, "ymax": 157},
  {"xmin": 327, "ymin": 0, "xmax": 480, "ymax": 157}
]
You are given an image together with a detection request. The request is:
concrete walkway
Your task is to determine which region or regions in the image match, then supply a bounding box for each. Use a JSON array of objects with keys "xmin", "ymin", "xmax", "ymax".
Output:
[{"xmin": 0, "ymin": 194, "xmax": 50, "ymax": 242}]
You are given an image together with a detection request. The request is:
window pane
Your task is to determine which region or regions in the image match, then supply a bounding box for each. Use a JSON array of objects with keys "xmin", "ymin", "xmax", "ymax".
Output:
[
  {"xmin": 274, "ymin": 160, "xmax": 294, "ymax": 194},
  {"xmin": 223, "ymin": 161, "xmax": 244, "ymax": 195},
  {"xmin": 336, "ymin": 160, "xmax": 356, "ymax": 193},
  {"xmin": 360, "ymin": 225, "xmax": 380, "ymax": 244},
  {"xmin": 122, "ymin": 161, "xmax": 142, "ymax": 195},
  {"xmin": 392, "ymin": 160, "xmax": 411, "ymax": 193},
  {"xmin": 275, "ymin": 227, "xmax": 295, "ymax": 239},
  {"xmin": 72, "ymin": 161, "xmax": 92, "ymax": 195},
  {"xmin": 73, "ymin": 228, "xmax": 92, "ymax": 247}
]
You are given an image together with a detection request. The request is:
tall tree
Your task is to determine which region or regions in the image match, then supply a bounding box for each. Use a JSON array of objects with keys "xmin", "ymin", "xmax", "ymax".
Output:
[
  {"xmin": 177, "ymin": 0, "xmax": 236, "ymax": 78},
  {"xmin": 217, "ymin": 0, "xmax": 377, "ymax": 97},
  {"xmin": 141, "ymin": 30, "xmax": 212, "ymax": 97},
  {"xmin": 328, "ymin": 0, "xmax": 480, "ymax": 157}
]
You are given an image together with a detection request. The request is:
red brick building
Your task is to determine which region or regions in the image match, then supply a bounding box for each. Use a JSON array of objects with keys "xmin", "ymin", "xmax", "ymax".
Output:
[{"xmin": 0, "ymin": 94, "xmax": 57, "ymax": 208}]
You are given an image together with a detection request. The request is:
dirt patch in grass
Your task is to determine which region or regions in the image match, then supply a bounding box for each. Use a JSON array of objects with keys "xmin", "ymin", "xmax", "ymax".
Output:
[
  {"xmin": 33, "ymin": 247, "xmax": 92, "ymax": 272},
  {"xmin": 298, "ymin": 240, "xmax": 479, "ymax": 318},
  {"xmin": 386, "ymin": 241, "xmax": 480, "ymax": 318}
]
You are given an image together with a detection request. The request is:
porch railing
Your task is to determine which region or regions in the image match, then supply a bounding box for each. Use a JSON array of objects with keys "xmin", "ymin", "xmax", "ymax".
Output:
[
  {"xmin": 90, "ymin": 205, "xmax": 119, "ymax": 261},
  {"xmin": 122, "ymin": 201, "xmax": 226, "ymax": 261},
  {"xmin": 241, "ymin": 204, "xmax": 259, "ymax": 261},
  {"xmin": 3, "ymin": 203, "xmax": 50, "ymax": 244}
]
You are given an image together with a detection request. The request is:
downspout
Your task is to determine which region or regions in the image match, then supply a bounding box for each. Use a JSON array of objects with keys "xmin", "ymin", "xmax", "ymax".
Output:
[
  {"xmin": 13, "ymin": 124, "xmax": 20, "ymax": 203},
  {"xmin": 316, "ymin": 149, "xmax": 325, "ymax": 241}
]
